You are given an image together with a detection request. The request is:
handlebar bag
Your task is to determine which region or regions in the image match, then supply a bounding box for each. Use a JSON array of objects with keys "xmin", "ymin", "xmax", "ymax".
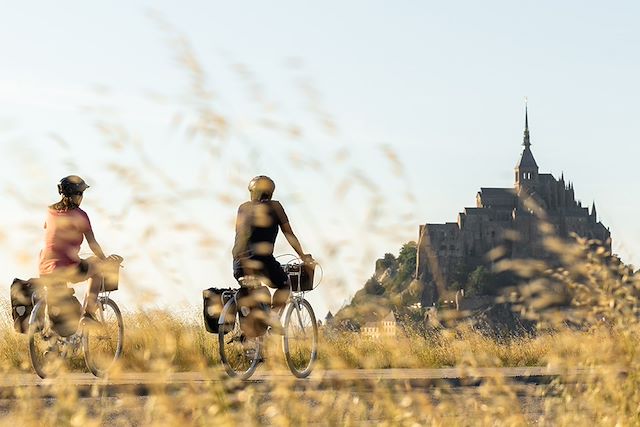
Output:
[
  {"xmin": 287, "ymin": 262, "xmax": 316, "ymax": 292},
  {"xmin": 101, "ymin": 258, "xmax": 121, "ymax": 291}
]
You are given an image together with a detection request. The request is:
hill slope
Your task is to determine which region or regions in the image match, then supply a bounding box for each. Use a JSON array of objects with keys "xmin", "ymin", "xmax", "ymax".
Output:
[{"xmin": 334, "ymin": 242, "xmax": 421, "ymax": 327}]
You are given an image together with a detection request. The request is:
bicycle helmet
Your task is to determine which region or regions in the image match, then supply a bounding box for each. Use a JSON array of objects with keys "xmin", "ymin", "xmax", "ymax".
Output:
[
  {"xmin": 248, "ymin": 175, "xmax": 275, "ymax": 201},
  {"xmin": 57, "ymin": 175, "xmax": 90, "ymax": 196}
]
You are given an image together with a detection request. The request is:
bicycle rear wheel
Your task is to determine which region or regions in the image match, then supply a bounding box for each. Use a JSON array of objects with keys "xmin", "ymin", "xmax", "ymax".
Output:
[
  {"xmin": 28, "ymin": 301, "xmax": 63, "ymax": 379},
  {"xmin": 283, "ymin": 298, "xmax": 318, "ymax": 378},
  {"xmin": 82, "ymin": 298, "xmax": 124, "ymax": 377},
  {"xmin": 218, "ymin": 299, "xmax": 261, "ymax": 380}
]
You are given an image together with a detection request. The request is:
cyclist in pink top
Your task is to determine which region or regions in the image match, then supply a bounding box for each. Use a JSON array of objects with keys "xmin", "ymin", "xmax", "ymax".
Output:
[{"xmin": 39, "ymin": 175, "xmax": 121, "ymax": 325}]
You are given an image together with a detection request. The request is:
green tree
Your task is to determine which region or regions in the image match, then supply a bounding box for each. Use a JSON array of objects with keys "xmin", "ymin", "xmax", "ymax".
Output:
[
  {"xmin": 364, "ymin": 277, "xmax": 385, "ymax": 296},
  {"xmin": 466, "ymin": 266, "xmax": 491, "ymax": 296},
  {"xmin": 397, "ymin": 242, "xmax": 417, "ymax": 276}
]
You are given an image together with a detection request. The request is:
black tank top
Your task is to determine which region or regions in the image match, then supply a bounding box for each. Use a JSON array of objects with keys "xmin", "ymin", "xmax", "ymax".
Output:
[{"xmin": 232, "ymin": 200, "xmax": 289, "ymax": 259}]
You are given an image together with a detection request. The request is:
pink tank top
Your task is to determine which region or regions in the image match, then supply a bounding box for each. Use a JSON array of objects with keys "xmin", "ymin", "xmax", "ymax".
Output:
[{"xmin": 39, "ymin": 207, "xmax": 92, "ymax": 275}]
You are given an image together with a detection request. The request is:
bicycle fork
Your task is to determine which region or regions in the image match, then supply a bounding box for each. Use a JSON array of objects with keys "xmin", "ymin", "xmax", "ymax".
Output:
[{"xmin": 292, "ymin": 299, "xmax": 307, "ymax": 338}]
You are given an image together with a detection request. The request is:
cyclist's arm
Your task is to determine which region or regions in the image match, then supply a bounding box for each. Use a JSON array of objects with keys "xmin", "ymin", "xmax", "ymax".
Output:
[
  {"xmin": 276, "ymin": 202, "xmax": 312, "ymax": 261},
  {"xmin": 84, "ymin": 229, "xmax": 107, "ymax": 260},
  {"xmin": 280, "ymin": 222, "xmax": 306, "ymax": 259}
]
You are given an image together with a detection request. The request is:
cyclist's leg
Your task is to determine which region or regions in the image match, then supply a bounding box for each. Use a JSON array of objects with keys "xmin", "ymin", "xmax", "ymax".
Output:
[
  {"xmin": 72, "ymin": 257, "xmax": 100, "ymax": 316},
  {"xmin": 263, "ymin": 256, "xmax": 290, "ymax": 314}
]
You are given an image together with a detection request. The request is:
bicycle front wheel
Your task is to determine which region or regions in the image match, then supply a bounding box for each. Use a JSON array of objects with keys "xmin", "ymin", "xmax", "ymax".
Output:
[
  {"xmin": 82, "ymin": 298, "xmax": 124, "ymax": 377},
  {"xmin": 28, "ymin": 301, "xmax": 63, "ymax": 379},
  {"xmin": 283, "ymin": 298, "xmax": 318, "ymax": 378},
  {"xmin": 218, "ymin": 299, "xmax": 261, "ymax": 380}
]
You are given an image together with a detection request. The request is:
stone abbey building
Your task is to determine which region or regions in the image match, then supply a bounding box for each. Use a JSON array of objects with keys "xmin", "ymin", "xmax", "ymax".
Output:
[{"xmin": 417, "ymin": 108, "xmax": 611, "ymax": 305}]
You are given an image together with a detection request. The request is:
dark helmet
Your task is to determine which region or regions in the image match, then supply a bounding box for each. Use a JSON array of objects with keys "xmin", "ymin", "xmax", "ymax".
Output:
[
  {"xmin": 58, "ymin": 175, "xmax": 90, "ymax": 197},
  {"xmin": 248, "ymin": 175, "xmax": 275, "ymax": 201}
]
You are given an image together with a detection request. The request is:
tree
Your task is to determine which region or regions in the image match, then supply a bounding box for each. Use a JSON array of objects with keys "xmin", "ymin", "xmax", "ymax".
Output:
[
  {"xmin": 364, "ymin": 277, "xmax": 385, "ymax": 296},
  {"xmin": 376, "ymin": 253, "xmax": 397, "ymax": 273},
  {"xmin": 466, "ymin": 266, "xmax": 491, "ymax": 296},
  {"xmin": 397, "ymin": 242, "xmax": 417, "ymax": 276}
]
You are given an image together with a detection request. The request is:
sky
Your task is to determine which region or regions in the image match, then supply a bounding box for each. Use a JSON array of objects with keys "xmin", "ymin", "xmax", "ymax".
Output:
[{"xmin": 0, "ymin": 1, "xmax": 639, "ymax": 317}]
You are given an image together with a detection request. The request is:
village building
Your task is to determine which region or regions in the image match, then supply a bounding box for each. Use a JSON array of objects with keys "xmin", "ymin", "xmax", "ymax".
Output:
[{"xmin": 361, "ymin": 311, "xmax": 397, "ymax": 339}]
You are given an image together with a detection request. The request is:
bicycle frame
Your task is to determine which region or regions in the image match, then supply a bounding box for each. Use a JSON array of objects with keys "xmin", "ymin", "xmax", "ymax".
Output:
[
  {"xmin": 30, "ymin": 276, "xmax": 116, "ymax": 347},
  {"xmin": 218, "ymin": 262, "xmax": 319, "ymax": 379},
  {"xmin": 97, "ymin": 277, "xmax": 113, "ymax": 309},
  {"xmin": 28, "ymin": 259, "xmax": 125, "ymax": 378},
  {"xmin": 289, "ymin": 296, "xmax": 306, "ymax": 324},
  {"xmin": 29, "ymin": 285, "xmax": 84, "ymax": 360}
]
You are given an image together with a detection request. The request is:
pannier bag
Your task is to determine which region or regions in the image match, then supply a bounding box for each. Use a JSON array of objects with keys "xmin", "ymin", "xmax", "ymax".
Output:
[
  {"xmin": 237, "ymin": 286, "xmax": 271, "ymax": 338},
  {"xmin": 47, "ymin": 287, "xmax": 82, "ymax": 337},
  {"xmin": 287, "ymin": 262, "xmax": 316, "ymax": 292},
  {"xmin": 101, "ymin": 258, "xmax": 121, "ymax": 291},
  {"xmin": 10, "ymin": 278, "xmax": 37, "ymax": 334},
  {"xmin": 203, "ymin": 288, "xmax": 234, "ymax": 334}
]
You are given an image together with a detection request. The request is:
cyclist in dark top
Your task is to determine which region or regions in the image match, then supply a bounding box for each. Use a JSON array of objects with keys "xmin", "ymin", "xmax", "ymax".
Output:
[{"xmin": 232, "ymin": 175, "xmax": 313, "ymax": 312}]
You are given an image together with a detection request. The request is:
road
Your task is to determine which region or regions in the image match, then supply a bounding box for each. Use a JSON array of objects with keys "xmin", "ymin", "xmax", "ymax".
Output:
[{"xmin": 0, "ymin": 366, "xmax": 600, "ymax": 395}]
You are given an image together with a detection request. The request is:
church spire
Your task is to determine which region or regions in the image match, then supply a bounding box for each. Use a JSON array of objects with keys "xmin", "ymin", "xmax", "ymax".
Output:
[
  {"xmin": 515, "ymin": 98, "xmax": 538, "ymax": 182},
  {"xmin": 591, "ymin": 201, "xmax": 597, "ymax": 222},
  {"xmin": 523, "ymin": 98, "xmax": 531, "ymax": 148}
]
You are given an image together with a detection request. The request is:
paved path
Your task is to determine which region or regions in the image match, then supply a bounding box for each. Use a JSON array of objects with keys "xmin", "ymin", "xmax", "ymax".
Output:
[{"xmin": 0, "ymin": 366, "xmax": 605, "ymax": 389}]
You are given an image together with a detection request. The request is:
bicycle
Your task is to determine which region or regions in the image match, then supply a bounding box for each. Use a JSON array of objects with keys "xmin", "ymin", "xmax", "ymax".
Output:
[
  {"xmin": 28, "ymin": 259, "xmax": 124, "ymax": 378},
  {"xmin": 217, "ymin": 256, "xmax": 322, "ymax": 380}
]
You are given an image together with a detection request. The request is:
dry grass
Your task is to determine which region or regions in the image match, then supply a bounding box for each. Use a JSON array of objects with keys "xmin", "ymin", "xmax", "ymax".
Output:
[{"xmin": 0, "ymin": 307, "xmax": 551, "ymax": 374}]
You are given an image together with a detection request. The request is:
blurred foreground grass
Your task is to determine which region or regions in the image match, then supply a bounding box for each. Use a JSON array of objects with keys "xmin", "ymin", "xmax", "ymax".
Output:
[{"xmin": 0, "ymin": 309, "xmax": 639, "ymax": 425}]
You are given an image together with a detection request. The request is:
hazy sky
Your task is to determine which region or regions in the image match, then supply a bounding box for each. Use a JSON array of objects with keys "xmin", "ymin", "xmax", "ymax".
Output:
[{"xmin": 1, "ymin": 1, "xmax": 639, "ymax": 316}]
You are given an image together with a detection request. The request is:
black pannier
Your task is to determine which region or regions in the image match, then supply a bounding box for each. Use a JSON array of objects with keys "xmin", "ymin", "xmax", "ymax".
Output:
[
  {"xmin": 237, "ymin": 285, "xmax": 271, "ymax": 338},
  {"xmin": 47, "ymin": 287, "xmax": 82, "ymax": 337},
  {"xmin": 203, "ymin": 288, "xmax": 234, "ymax": 334},
  {"xmin": 10, "ymin": 278, "xmax": 38, "ymax": 334},
  {"xmin": 286, "ymin": 262, "xmax": 316, "ymax": 292}
]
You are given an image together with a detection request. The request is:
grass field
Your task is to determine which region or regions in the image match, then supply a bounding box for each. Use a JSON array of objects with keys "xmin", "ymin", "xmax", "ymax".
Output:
[
  {"xmin": 0, "ymin": 304, "xmax": 559, "ymax": 374},
  {"xmin": 0, "ymin": 234, "xmax": 638, "ymax": 425}
]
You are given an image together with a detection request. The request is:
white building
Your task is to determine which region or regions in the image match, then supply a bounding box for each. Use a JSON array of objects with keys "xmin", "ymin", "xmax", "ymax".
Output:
[{"xmin": 361, "ymin": 311, "xmax": 397, "ymax": 339}]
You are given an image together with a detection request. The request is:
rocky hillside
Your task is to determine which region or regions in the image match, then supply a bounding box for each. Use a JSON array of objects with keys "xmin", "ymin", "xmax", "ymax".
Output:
[{"xmin": 334, "ymin": 242, "xmax": 422, "ymax": 327}]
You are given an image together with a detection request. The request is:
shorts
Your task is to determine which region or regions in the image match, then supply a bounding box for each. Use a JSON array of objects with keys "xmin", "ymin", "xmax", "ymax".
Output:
[
  {"xmin": 39, "ymin": 259, "xmax": 92, "ymax": 287},
  {"xmin": 233, "ymin": 255, "xmax": 289, "ymax": 289}
]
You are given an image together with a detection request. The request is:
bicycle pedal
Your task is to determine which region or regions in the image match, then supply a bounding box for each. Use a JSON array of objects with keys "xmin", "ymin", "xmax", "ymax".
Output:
[{"xmin": 227, "ymin": 334, "xmax": 246, "ymax": 345}]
